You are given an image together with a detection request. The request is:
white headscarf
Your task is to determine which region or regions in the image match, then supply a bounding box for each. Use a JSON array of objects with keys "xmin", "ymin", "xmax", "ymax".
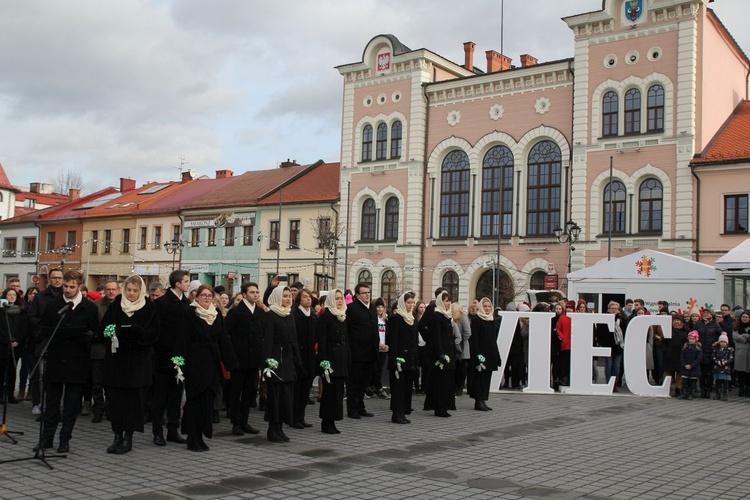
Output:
[
  {"xmin": 434, "ymin": 291, "xmax": 452, "ymax": 319},
  {"xmin": 395, "ymin": 292, "xmax": 415, "ymax": 326},
  {"xmin": 120, "ymin": 275, "xmax": 147, "ymax": 317},
  {"xmin": 268, "ymin": 286, "xmax": 291, "ymax": 317},
  {"xmin": 477, "ymin": 297, "xmax": 494, "ymax": 322},
  {"xmin": 325, "ymin": 289, "xmax": 347, "ymax": 322}
]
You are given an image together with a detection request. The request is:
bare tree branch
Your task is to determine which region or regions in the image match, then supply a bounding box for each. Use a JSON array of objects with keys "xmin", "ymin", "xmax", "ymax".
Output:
[{"xmin": 53, "ymin": 168, "xmax": 84, "ymax": 194}]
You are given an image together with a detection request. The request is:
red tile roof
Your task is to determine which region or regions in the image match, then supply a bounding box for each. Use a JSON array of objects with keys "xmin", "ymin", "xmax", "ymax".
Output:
[
  {"xmin": 36, "ymin": 187, "xmax": 120, "ymax": 221},
  {"xmin": 0, "ymin": 162, "xmax": 16, "ymax": 191},
  {"xmin": 692, "ymin": 100, "xmax": 750, "ymax": 165},
  {"xmin": 255, "ymin": 162, "xmax": 340, "ymax": 206},
  {"xmin": 138, "ymin": 177, "xmax": 236, "ymax": 214},
  {"xmin": 16, "ymin": 191, "xmax": 71, "ymax": 206}
]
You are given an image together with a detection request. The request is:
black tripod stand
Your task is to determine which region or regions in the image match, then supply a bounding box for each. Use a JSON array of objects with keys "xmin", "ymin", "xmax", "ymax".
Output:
[
  {"xmin": 0, "ymin": 304, "xmax": 24, "ymax": 444},
  {"xmin": 0, "ymin": 306, "xmax": 70, "ymax": 470}
]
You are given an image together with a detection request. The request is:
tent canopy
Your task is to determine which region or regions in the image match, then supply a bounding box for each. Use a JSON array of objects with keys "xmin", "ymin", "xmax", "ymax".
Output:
[
  {"xmin": 714, "ymin": 238, "xmax": 750, "ymax": 271},
  {"xmin": 568, "ymin": 249, "xmax": 717, "ymax": 281}
]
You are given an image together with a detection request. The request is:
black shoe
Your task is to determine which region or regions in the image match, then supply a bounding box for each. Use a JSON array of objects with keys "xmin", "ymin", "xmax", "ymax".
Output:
[
  {"xmin": 186, "ymin": 436, "xmax": 203, "ymax": 452},
  {"xmin": 347, "ymin": 412, "xmax": 361, "ymax": 419},
  {"xmin": 321, "ymin": 420, "xmax": 337, "ymax": 434},
  {"xmin": 197, "ymin": 435, "xmax": 209, "ymax": 451},
  {"xmin": 300, "ymin": 419, "xmax": 313, "ymax": 428},
  {"xmin": 153, "ymin": 433, "xmax": 166, "ymax": 446},
  {"xmin": 114, "ymin": 433, "xmax": 133, "ymax": 454},
  {"xmin": 37, "ymin": 438, "xmax": 53, "ymax": 450},
  {"xmin": 92, "ymin": 413, "xmax": 103, "ymax": 423},
  {"xmin": 435, "ymin": 410, "xmax": 451, "ymax": 417},
  {"xmin": 57, "ymin": 441, "xmax": 69, "ymax": 454},
  {"xmin": 290, "ymin": 421, "xmax": 305, "ymax": 429},
  {"xmin": 474, "ymin": 400, "xmax": 488, "ymax": 411},
  {"xmin": 166, "ymin": 431, "xmax": 187, "ymax": 444},
  {"xmin": 241, "ymin": 423, "xmax": 260, "ymax": 434},
  {"xmin": 482, "ymin": 401, "xmax": 493, "ymax": 411},
  {"xmin": 278, "ymin": 425, "xmax": 290, "ymax": 442},
  {"xmin": 107, "ymin": 433, "xmax": 124, "ymax": 453},
  {"xmin": 391, "ymin": 414, "xmax": 408, "ymax": 424},
  {"xmin": 267, "ymin": 425, "xmax": 284, "ymax": 443},
  {"xmin": 358, "ymin": 410, "xmax": 374, "ymax": 417},
  {"xmin": 231, "ymin": 424, "xmax": 244, "ymax": 436}
]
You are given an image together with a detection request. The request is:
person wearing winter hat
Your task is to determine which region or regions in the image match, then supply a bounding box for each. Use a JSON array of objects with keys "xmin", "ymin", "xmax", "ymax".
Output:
[
  {"xmin": 187, "ymin": 280, "xmax": 202, "ymax": 301},
  {"xmin": 712, "ymin": 334, "xmax": 734, "ymax": 401},
  {"xmin": 679, "ymin": 331, "xmax": 702, "ymax": 400}
]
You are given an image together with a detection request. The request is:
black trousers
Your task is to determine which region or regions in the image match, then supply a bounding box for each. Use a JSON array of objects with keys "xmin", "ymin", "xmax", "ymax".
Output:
[
  {"xmin": 425, "ymin": 368, "xmax": 455, "ymax": 412},
  {"xmin": 346, "ymin": 361, "xmax": 374, "ymax": 415},
  {"xmin": 700, "ymin": 364, "xmax": 713, "ymax": 391},
  {"xmin": 370, "ymin": 352, "xmax": 387, "ymax": 390},
  {"xmin": 151, "ymin": 371, "xmax": 184, "ymax": 434},
  {"xmin": 228, "ymin": 368, "xmax": 258, "ymax": 425},
  {"xmin": 0, "ymin": 355, "xmax": 16, "ymax": 399},
  {"xmin": 108, "ymin": 386, "xmax": 145, "ymax": 433},
  {"xmin": 293, "ymin": 375, "xmax": 314, "ymax": 423},
  {"xmin": 455, "ymin": 359, "xmax": 468, "ymax": 391},
  {"xmin": 30, "ymin": 356, "xmax": 42, "ymax": 406},
  {"xmin": 91, "ymin": 359, "xmax": 106, "ymax": 414},
  {"xmin": 319, "ymin": 377, "xmax": 345, "ymax": 421},
  {"xmin": 389, "ymin": 370, "xmax": 414, "ymax": 416},
  {"xmin": 43, "ymin": 381, "xmax": 83, "ymax": 442},
  {"xmin": 470, "ymin": 370, "xmax": 493, "ymax": 401}
]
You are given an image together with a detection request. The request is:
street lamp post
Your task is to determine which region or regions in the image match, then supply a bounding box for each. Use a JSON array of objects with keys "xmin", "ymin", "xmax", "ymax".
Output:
[
  {"xmin": 56, "ymin": 245, "xmax": 74, "ymax": 270},
  {"xmin": 164, "ymin": 239, "xmax": 184, "ymax": 271},
  {"xmin": 553, "ymin": 220, "xmax": 582, "ymax": 273}
]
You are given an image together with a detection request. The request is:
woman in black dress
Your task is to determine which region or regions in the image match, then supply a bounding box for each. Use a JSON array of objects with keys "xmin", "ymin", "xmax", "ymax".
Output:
[
  {"xmin": 469, "ymin": 297, "xmax": 502, "ymax": 411},
  {"xmin": 102, "ymin": 275, "xmax": 159, "ymax": 454},
  {"xmin": 291, "ymin": 288, "xmax": 317, "ymax": 429},
  {"xmin": 425, "ymin": 291, "xmax": 456, "ymax": 417},
  {"xmin": 0, "ymin": 287, "xmax": 27, "ymax": 404},
  {"xmin": 386, "ymin": 292, "xmax": 418, "ymax": 424},
  {"xmin": 262, "ymin": 286, "xmax": 302, "ymax": 443},
  {"xmin": 316, "ymin": 289, "xmax": 349, "ymax": 434},
  {"xmin": 179, "ymin": 285, "xmax": 237, "ymax": 452}
]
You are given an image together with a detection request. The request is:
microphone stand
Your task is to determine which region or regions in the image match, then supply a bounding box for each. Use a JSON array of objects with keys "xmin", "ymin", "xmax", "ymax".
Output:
[
  {"xmin": 0, "ymin": 306, "xmax": 23, "ymax": 444},
  {"xmin": 0, "ymin": 307, "xmax": 70, "ymax": 470}
]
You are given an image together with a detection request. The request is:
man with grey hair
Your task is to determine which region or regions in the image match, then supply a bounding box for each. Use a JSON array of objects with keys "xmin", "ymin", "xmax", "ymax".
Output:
[{"xmin": 149, "ymin": 281, "xmax": 165, "ymax": 301}]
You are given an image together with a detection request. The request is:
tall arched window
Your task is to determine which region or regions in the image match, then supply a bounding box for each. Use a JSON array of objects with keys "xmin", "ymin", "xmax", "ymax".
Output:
[
  {"xmin": 390, "ymin": 121, "xmax": 402, "ymax": 159},
  {"xmin": 639, "ymin": 179, "xmax": 663, "ymax": 233},
  {"xmin": 530, "ymin": 271, "xmax": 546, "ymax": 290},
  {"xmin": 526, "ymin": 141, "xmax": 561, "ymax": 237},
  {"xmin": 440, "ymin": 150, "xmax": 470, "ymax": 238},
  {"xmin": 441, "ymin": 270, "xmax": 459, "ymax": 302},
  {"xmin": 361, "ymin": 125, "xmax": 373, "ymax": 162},
  {"xmin": 602, "ymin": 91, "xmax": 619, "ymax": 137},
  {"xmin": 384, "ymin": 197, "xmax": 399, "ymax": 241},
  {"xmin": 647, "ymin": 85, "xmax": 665, "ymax": 132},
  {"xmin": 376, "ymin": 123, "xmax": 388, "ymax": 160},
  {"xmin": 381, "ymin": 270, "xmax": 397, "ymax": 307},
  {"xmin": 481, "ymin": 145, "xmax": 514, "ymax": 237},
  {"xmin": 624, "ymin": 88, "xmax": 641, "ymax": 134},
  {"xmin": 357, "ymin": 269, "xmax": 372, "ymax": 287},
  {"xmin": 360, "ymin": 198, "xmax": 376, "ymax": 240},
  {"xmin": 603, "ymin": 181, "xmax": 626, "ymax": 234}
]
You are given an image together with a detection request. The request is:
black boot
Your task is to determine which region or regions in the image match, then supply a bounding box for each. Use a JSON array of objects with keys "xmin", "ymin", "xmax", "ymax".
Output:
[
  {"xmin": 278, "ymin": 423, "xmax": 290, "ymax": 442},
  {"xmin": 232, "ymin": 424, "xmax": 244, "ymax": 435},
  {"xmin": 196, "ymin": 435, "xmax": 209, "ymax": 451},
  {"xmin": 114, "ymin": 431, "xmax": 133, "ymax": 454},
  {"xmin": 321, "ymin": 420, "xmax": 337, "ymax": 434},
  {"xmin": 166, "ymin": 429, "xmax": 186, "ymax": 444},
  {"xmin": 153, "ymin": 430, "xmax": 166, "ymax": 446},
  {"xmin": 713, "ymin": 387, "xmax": 721, "ymax": 400},
  {"xmin": 482, "ymin": 401, "xmax": 493, "ymax": 411},
  {"xmin": 186, "ymin": 435, "xmax": 202, "ymax": 452},
  {"xmin": 722, "ymin": 382, "xmax": 729, "ymax": 401},
  {"xmin": 391, "ymin": 413, "xmax": 408, "ymax": 424},
  {"xmin": 267, "ymin": 423, "xmax": 284, "ymax": 443},
  {"xmin": 107, "ymin": 432, "xmax": 123, "ymax": 454},
  {"xmin": 241, "ymin": 423, "xmax": 260, "ymax": 434},
  {"xmin": 474, "ymin": 400, "xmax": 488, "ymax": 411}
]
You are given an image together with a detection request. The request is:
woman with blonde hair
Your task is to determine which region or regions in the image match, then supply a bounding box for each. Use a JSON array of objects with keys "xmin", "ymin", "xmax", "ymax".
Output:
[{"xmin": 451, "ymin": 302, "xmax": 471, "ymax": 397}]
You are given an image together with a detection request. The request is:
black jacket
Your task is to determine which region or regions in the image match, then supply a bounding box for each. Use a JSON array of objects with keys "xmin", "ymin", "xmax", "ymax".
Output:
[
  {"xmin": 262, "ymin": 311, "xmax": 302, "ymax": 383},
  {"xmin": 316, "ymin": 309, "xmax": 350, "ymax": 379},
  {"xmin": 0, "ymin": 306, "xmax": 28, "ymax": 359},
  {"xmin": 345, "ymin": 299, "xmax": 379, "ymax": 362},
  {"xmin": 28, "ymin": 285, "xmax": 63, "ymax": 356},
  {"xmin": 426, "ymin": 311, "xmax": 455, "ymax": 370},
  {"xmin": 692, "ymin": 318, "xmax": 722, "ymax": 364},
  {"xmin": 225, "ymin": 300, "xmax": 265, "ymax": 370},
  {"xmin": 154, "ymin": 289, "xmax": 190, "ymax": 373},
  {"xmin": 292, "ymin": 307, "xmax": 318, "ymax": 378},
  {"xmin": 469, "ymin": 316, "xmax": 502, "ymax": 371},
  {"xmin": 385, "ymin": 314, "xmax": 418, "ymax": 372}
]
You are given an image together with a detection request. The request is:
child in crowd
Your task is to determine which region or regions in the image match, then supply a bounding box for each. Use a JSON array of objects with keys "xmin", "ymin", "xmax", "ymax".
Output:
[
  {"xmin": 712, "ymin": 334, "xmax": 734, "ymax": 401},
  {"xmin": 679, "ymin": 330, "xmax": 702, "ymax": 400}
]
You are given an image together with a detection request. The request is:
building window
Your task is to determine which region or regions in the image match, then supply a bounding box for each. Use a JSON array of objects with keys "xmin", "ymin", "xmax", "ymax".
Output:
[
  {"xmin": 269, "ymin": 221, "xmax": 280, "ymax": 250},
  {"xmin": 603, "ymin": 181, "xmax": 627, "ymax": 234},
  {"xmin": 442, "ymin": 270, "xmax": 459, "ymax": 302},
  {"xmin": 725, "ymin": 195, "xmax": 748, "ymax": 234},
  {"xmin": 481, "ymin": 145, "xmax": 514, "ymax": 237},
  {"xmin": 381, "ymin": 270, "xmax": 397, "ymax": 307},
  {"xmin": 66, "ymin": 230, "xmax": 76, "ymax": 248},
  {"xmin": 207, "ymin": 227, "xmax": 216, "ymax": 246},
  {"xmin": 638, "ymin": 179, "xmax": 663, "ymax": 233},
  {"xmin": 624, "ymin": 88, "xmax": 641, "ymax": 134},
  {"xmin": 289, "ymin": 220, "xmax": 300, "ymax": 249},
  {"xmin": 103, "ymin": 230, "xmax": 111, "ymax": 254},
  {"xmin": 22, "ymin": 237, "xmax": 36, "ymax": 257},
  {"xmin": 139, "ymin": 227, "xmax": 147, "ymax": 250},
  {"xmin": 602, "ymin": 91, "xmax": 619, "ymax": 137},
  {"xmin": 225, "ymin": 226, "xmax": 235, "ymax": 246},
  {"xmin": 25, "ymin": 198, "xmax": 36, "ymax": 208},
  {"xmin": 530, "ymin": 271, "xmax": 546, "ymax": 290},
  {"xmin": 358, "ymin": 269, "xmax": 373, "ymax": 287},
  {"xmin": 361, "ymin": 199, "xmax": 376, "ymax": 241},
  {"xmin": 46, "ymin": 232, "xmax": 56, "ymax": 251},
  {"xmin": 390, "ymin": 121, "xmax": 402, "ymax": 158},
  {"xmin": 384, "ymin": 197, "xmax": 399, "ymax": 241},
  {"xmin": 172, "ymin": 225, "xmax": 180, "ymax": 243},
  {"xmin": 526, "ymin": 141, "xmax": 562, "ymax": 237},
  {"xmin": 439, "ymin": 150, "xmax": 470, "ymax": 238},
  {"xmin": 647, "ymin": 84, "xmax": 665, "ymax": 132},
  {"xmin": 243, "ymin": 225, "xmax": 254, "ymax": 246},
  {"xmin": 3, "ymin": 238, "xmax": 17, "ymax": 257},
  {"xmin": 154, "ymin": 226, "xmax": 162, "ymax": 249},
  {"xmin": 122, "ymin": 229, "xmax": 130, "ymax": 254},
  {"xmin": 376, "ymin": 123, "xmax": 388, "ymax": 160},
  {"xmin": 317, "ymin": 217, "xmax": 331, "ymax": 248},
  {"xmin": 91, "ymin": 230, "xmax": 98, "ymax": 254},
  {"xmin": 191, "ymin": 228, "xmax": 200, "ymax": 247},
  {"xmin": 361, "ymin": 125, "xmax": 373, "ymax": 162}
]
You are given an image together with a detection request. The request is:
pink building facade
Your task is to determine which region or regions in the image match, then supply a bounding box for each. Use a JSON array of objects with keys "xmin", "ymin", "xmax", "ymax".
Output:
[{"xmin": 335, "ymin": 0, "xmax": 749, "ymax": 307}]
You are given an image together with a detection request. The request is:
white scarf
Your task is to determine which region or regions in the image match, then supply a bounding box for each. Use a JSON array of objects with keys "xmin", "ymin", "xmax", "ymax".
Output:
[
  {"xmin": 120, "ymin": 276, "xmax": 147, "ymax": 317},
  {"xmin": 434, "ymin": 291, "xmax": 452, "ymax": 319},
  {"xmin": 268, "ymin": 286, "xmax": 291, "ymax": 317},
  {"xmin": 243, "ymin": 298, "xmax": 256, "ymax": 314},
  {"xmin": 64, "ymin": 292, "xmax": 83, "ymax": 309},
  {"xmin": 298, "ymin": 305, "xmax": 311, "ymax": 317},
  {"xmin": 325, "ymin": 289, "xmax": 347, "ymax": 322},
  {"xmin": 477, "ymin": 297, "xmax": 494, "ymax": 322},
  {"xmin": 170, "ymin": 287, "xmax": 185, "ymax": 300},
  {"xmin": 395, "ymin": 292, "xmax": 414, "ymax": 326},
  {"xmin": 191, "ymin": 300, "xmax": 218, "ymax": 325}
]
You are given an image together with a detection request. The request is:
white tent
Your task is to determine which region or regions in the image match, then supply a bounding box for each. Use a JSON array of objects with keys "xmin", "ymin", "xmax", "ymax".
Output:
[{"xmin": 714, "ymin": 238, "xmax": 750, "ymax": 271}]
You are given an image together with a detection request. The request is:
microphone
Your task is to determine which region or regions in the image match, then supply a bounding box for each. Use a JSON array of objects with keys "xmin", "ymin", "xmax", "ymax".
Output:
[{"xmin": 57, "ymin": 301, "xmax": 74, "ymax": 315}]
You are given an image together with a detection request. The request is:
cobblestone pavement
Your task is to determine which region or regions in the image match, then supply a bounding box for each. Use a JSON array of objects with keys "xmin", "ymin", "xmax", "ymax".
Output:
[{"xmin": 1, "ymin": 389, "xmax": 748, "ymax": 499}]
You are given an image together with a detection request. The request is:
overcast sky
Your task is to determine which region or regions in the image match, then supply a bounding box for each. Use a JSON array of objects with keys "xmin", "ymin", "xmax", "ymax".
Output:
[{"xmin": 1, "ymin": 1, "xmax": 747, "ymax": 193}]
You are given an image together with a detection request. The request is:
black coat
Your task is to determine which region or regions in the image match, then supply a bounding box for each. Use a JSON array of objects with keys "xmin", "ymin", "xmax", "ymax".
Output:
[
  {"xmin": 37, "ymin": 297, "xmax": 99, "ymax": 384},
  {"xmin": 385, "ymin": 314, "xmax": 418, "ymax": 372},
  {"xmin": 177, "ymin": 308, "xmax": 237, "ymax": 399},
  {"xmin": 27, "ymin": 285, "xmax": 63, "ymax": 356},
  {"xmin": 346, "ymin": 300, "xmax": 379, "ymax": 362},
  {"xmin": 663, "ymin": 327, "xmax": 688, "ymax": 372},
  {"xmin": 153, "ymin": 289, "xmax": 190, "ymax": 373},
  {"xmin": 469, "ymin": 317, "xmax": 502, "ymax": 371},
  {"xmin": 315, "ymin": 309, "xmax": 349, "ymax": 379},
  {"xmin": 425, "ymin": 311, "xmax": 455, "ymax": 370},
  {"xmin": 0, "ymin": 306, "xmax": 28, "ymax": 359},
  {"xmin": 225, "ymin": 300, "xmax": 265, "ymax": 370},
  {"xmin": 692, "ymin": 319, "xmax": 722, "ymax": 364},
  {"xmin": 262, "ymin": 311, "xmax": 302, "ymax": 383},
  {"xmin": 292, "ymin": 307, "xmax": 318, "ymax": 378},
  {"xmin": 102, "ymin": 296, "xmax": 159, "ymax": 388}
]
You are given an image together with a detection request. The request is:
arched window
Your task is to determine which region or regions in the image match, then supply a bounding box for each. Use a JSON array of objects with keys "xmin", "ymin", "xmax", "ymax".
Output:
[
  {"xmin": 384, "ymin": 197, "xmax": 399, "ymax": 241},
  {"xmin": 639, "ymin": 179, "xmax": 663, "ymax": 233},
  {"xmin": 647, "ymin": 85, "xmax": 665, "ymax": 132},
  {"xmin": 357, "ymin": 269, "xmax": 372, "ymax": 287},
  {"xmin": 624, "ymin": 88, "xmax": 641, "ymax": 134},
  {"xmin": 526, "ymin": 141, "xmax": 561, "ymax": 237},
  {"xmin": 530, "ymin": 271, "xmax": 546, "ymax": 290},
  {"xmin": 390, "ymin": 121, "xmax": 402, "ymax": 159},
  {"xmin": 481, "ymin": 145, "xmax": 514, "ymax": 237},
  {"xmin": 360, "ymin": 198, "xmax": 376, "ymax": 240},
  {"xmin": 381, "ymin": 270, "xmax": 397, "ymax": 307},
  {"xmin": 376, "ymin": 123, "xmax": 388, "ymax": 160},
  {"xmin": 361, "ymin": 125, "xmax": 373, "ymax": 162},
  {"xmin": 440, "ymin": 150, "xmax": 470, "ymax": 238},
  {"xmin": 603, "ymin": 181, "xmax": 626, "ymax": 234},
  {"xmin": 442, "ymin": 270, "xmax": 459, "ymax": 302},
  {"xmin": 602, "ymin": 91, "xmax": 619, "ymax": 137}
]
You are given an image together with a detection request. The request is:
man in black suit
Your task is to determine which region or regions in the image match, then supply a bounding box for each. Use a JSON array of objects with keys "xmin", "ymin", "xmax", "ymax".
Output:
[
  {"xmin": 37, "ymin": 270, "xmax": 99, "ymax": 454},
  {"xmin": 151, "ymin": 270, "xmax": 190, "ymax": 446},
  {"xmin": 346, "ymin": 282, "xmax": 379, "ymax": 419},
  {"xmin": 226, "ymin": 282, "xmax": 264, "ymax": 435}
]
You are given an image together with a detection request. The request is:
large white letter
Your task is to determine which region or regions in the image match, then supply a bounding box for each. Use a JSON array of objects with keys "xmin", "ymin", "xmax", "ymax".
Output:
[
  {"xmin": 624, "ymin": 315, "xmax": 672, "ymax": 396},
  {"xmin": 493, "ymin": 312, "xmax": 555, "ymax": 393},
  {"xmin": 566, "ymin": 313, "xmax": 615, "ymax": 395}
]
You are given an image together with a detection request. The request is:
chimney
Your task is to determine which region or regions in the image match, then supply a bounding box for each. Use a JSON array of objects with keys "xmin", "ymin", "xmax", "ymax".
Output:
[
  {"xmin": 215, "ymin": 169, "xmax": 233, "ymax": 179},
  {"xmin": 69, "ymin": 188, "xmax": 80, "ymax": 200},
  {"xmin": 486, "ymin": 50, "xmax": 512, "ymax": 73},
  {"xmin": 120, "ymin": 177, "xmax": 136, "ymax": 192},
  {"xmin": 30, "ymin": 182, "xmax": 40, "ymax": 193},
  {"xmin": 181, "ymin": 171, "xmax": 193, "ymax": 183},
  {"xmin": 280, "ymin": 159, "xmax": 300, "ymax": 168},
  {"xmin": 520, "ymin": 54, "xmax": 538, "ymax": 67},
  {"xmin": 463, "ymin": 41, "xmax": 476, "ymax": 72}
]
